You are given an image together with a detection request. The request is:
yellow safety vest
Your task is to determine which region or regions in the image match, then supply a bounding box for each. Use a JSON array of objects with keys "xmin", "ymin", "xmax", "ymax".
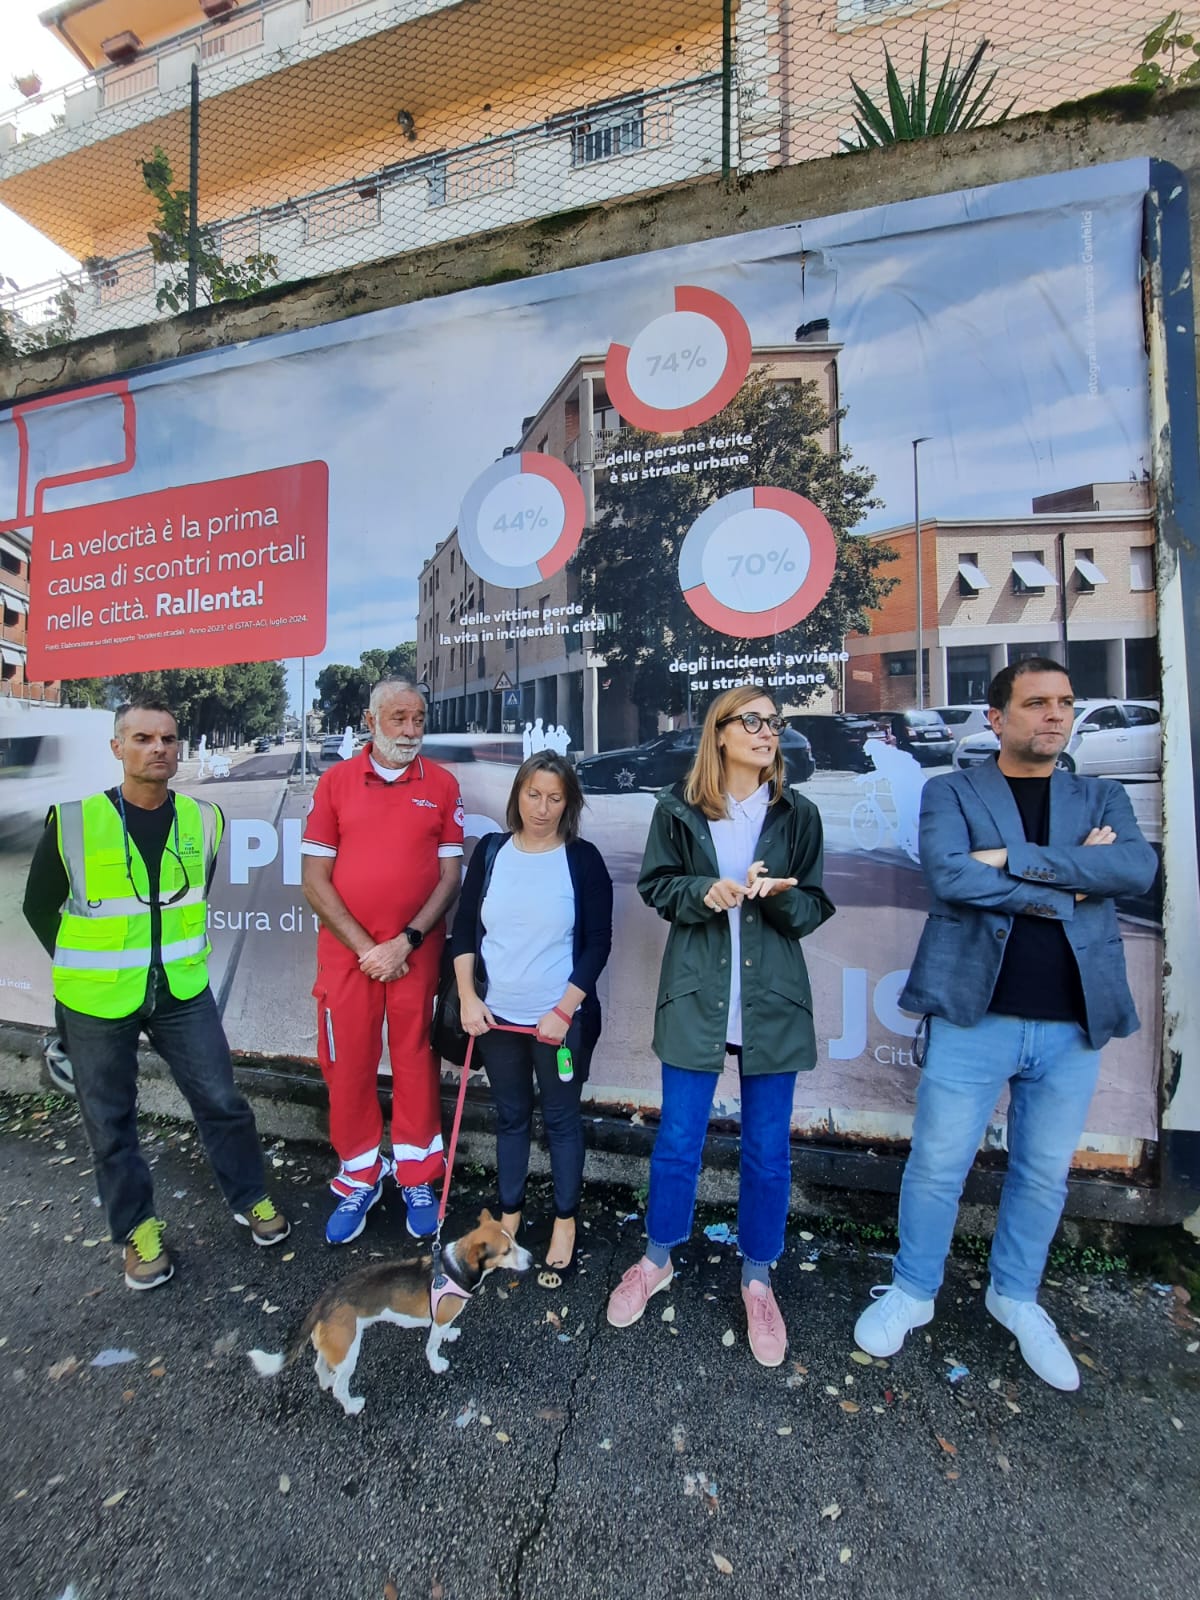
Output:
[{"xmin": 51, "ymin": 791, "xmax": 222, "ymax": 1018}]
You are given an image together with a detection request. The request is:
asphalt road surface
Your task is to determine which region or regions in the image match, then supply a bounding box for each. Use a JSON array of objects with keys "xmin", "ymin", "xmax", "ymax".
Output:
[{"xmin": 1, "ymin": 1096, "xmax": 1197, "ymax": 1600}]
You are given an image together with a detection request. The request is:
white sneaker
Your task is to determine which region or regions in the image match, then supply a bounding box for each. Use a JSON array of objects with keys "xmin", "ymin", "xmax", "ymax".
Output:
[
  {"xmin": 985, "ymin": 1285, "xmax": 1079, "ymax": 1391},
  {"xmin": 854, "ymin": 1283, "xmax": 935, "ymax": 1357}
]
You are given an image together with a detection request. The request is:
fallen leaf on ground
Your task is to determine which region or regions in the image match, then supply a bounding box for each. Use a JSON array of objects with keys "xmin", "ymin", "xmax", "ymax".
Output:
[
  {"xmin": 102, "ymin": 1490, "xmax": 127, "ymax": 1509},
  {"xmin": 661, "ymin": 1306, "xmax": 676, "ymax": 1323},
  {"xmin": 544, "ymin": 1310, "xmax": 561, "ymax": 1329},
  {"xmin": 282, "ymin": 1252, "xmax": 295, "ymax": 1262},
  {"xmin": 849, "ymin": 1351, "xmax": 873, "ymax": 1366},
  {"xmin": 121, "ymin": 1390, "xmax": 134, "ymax": 1403},
  {"xmin": 536, "ymin": 1407, "xmax": 566, "ymax": 1421},
  {"xmin": 45, "ymin": 1475, "xmax": 65, "ymax": 1488},
  {"xmin": 997, "ymin": 1454, "xmax": 1011, "ymax": 1474},
  {"xmin": 712, "ymin": 1554, "xmax": 733, "ymax": 1575},
  {"xmin": 798, "ymin": 1263, "xmax": 816, "ymax": 1273},
  {"xmin": 211, "ymin": 1333, "xmax": 238, "ymax": 1357},
  {"xmin": 47, "ymin": 1357, "xmax": 79, "ymax": 1381},
  {"xmin": 839, "ymin": 1549, "xmax": 852, "ymax": 1565},
  {"xmin": 839, "ymin": 1400, "xmax": 860, "ymax": 1414},
  {"xmin": 598, "ymin": 1439, "xmax": 612, "ymax": 1450},
  {"xmin": 494, "ymin": 1431, "xmax": 510, "ymax": 1443},
  {"xmin": 945, "ymin": 1470, "xmax": 960, "ymax": 1481},
  {"xmin": 820, "ymin": 1502, "xmax": 842, "ymax": 1522},
  {"xmin": 383, "ymin": 1583, "xmax": 398, "ymax": 1600},
  {"xmin": 935, "ymin": 1436, "xmax": 958, "ymax": 1456},
  {"xmin": 1005, "ymin": 1401, "xmax": 1021, "ymax": 1415},
  {"xmin": 1171, "ymin": 1417, "xmax": 1184, "ymax": 1432},
  {"xmin": 149, "ymin": 1366, "xmax": 166, "ymax": 1380},
  {"xmin": 721, "ymin": 1330, "xmax": 735, "ymax": 1347},
  {"xmin": 798, "ymin": 1230, "xmax": 814, "ymax": 1242},
  {"xmin": 777, "ymin": 1425, "xmax": 792, "ymax": 1436},
  {"xmin": 430, "ymin": 1581, "xmax": 444, "ymax": 1600},
  {"xmin": 279, "ymin": 1475, "xmax": 290, "ymax": 1493}
]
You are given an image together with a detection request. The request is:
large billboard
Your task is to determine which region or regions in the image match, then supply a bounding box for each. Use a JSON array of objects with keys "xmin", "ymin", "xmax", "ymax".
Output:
[{"xmin": 0, "ymin": 158, "xmax": 1183, "ymax": 1169}]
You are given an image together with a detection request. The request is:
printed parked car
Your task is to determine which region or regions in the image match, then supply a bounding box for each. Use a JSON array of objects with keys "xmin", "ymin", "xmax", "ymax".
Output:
[
  {"xmin": 788, "ymin": 713, "xmax": 887, "ymax": 773},
  {"xmin": 576, "ymin": 724, "xmax": 815, "ymax": 794},
  {"xmin": 931, "ymin": 705, "xmax": 992, "ymax": 747},
  {"xmin": 862, "ymin": 710, "xmax": 956, "ymax": 767},
  {"xmin": 954, "ymin": 699, "xmax": 1162, "ymax": 777}
]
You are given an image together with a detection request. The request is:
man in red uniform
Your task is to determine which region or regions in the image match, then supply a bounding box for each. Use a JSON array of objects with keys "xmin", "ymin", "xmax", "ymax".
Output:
[{"xmin": 301, "ymin": 679, "xmax": 463, "ymax": 1243}]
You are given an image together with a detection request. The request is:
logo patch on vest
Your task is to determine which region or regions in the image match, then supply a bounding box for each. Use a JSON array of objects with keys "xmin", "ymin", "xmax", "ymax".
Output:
[{"xmin": 411, "ymin": 797, "xmax": 437, "ymax": 810}]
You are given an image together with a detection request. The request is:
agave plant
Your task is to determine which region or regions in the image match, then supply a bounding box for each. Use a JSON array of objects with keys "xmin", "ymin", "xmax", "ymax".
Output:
[{"xmin": 841, "ymin": 35, "xmax": 1014, "ymax": 150}]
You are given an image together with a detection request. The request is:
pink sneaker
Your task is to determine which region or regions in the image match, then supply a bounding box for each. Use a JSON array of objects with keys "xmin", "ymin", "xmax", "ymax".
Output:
[
  {"xmin": 606, "ymin": 1257, "xmax": 674, "ymax": 1328},
  {"xmin": 742, "ymin": 1281, "xmax": 788, "ymax": 1367}
]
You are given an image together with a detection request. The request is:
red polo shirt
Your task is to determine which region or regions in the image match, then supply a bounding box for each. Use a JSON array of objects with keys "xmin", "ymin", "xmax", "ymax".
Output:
[{"xmin": 301, "ymin": 745, "xmax": 463, "ymax": 944}]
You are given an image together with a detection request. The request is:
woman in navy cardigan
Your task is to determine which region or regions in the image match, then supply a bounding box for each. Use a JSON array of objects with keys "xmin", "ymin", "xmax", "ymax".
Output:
[{"xmin": 450, "ymin": 753, "xmax": 613, "ymax": 1281}]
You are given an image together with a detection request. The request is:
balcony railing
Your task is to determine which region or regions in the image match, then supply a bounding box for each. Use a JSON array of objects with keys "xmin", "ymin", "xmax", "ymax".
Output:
[
  {"xmin": 0, "ymin": 0, "xmax": 464, "ymax": 149},
  {"xmin": 2, "ymin": 73, "xmax": 727, "ymax": 345}
]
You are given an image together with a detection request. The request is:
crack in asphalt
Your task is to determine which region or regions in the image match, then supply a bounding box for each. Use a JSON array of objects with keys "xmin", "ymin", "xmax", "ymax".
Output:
[{"xmin": 508, "ymin": 1226, "xmax": 621, "ymax": 1600}]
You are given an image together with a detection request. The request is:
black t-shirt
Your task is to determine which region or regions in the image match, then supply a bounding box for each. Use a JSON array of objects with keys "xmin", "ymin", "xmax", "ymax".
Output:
[{"xmin": 987, "ymin": 775, "xmax": 1085, "ymax": 1024}]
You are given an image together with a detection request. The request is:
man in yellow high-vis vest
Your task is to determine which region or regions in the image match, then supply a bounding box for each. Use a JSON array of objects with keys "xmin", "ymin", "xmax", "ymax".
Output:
[{"xmin": 23, "ymin": 698, "xmax": 290, "ymax": 1291}]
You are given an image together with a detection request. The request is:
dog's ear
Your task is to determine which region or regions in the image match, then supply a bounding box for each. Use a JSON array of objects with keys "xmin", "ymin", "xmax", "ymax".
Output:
[{"xmin": 478, "ymin": 1207, "xmax": 494, "ymax": 1225}]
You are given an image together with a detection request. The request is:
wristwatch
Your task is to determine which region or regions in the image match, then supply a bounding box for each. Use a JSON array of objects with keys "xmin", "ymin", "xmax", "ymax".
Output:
[{"xmin": 402, "ymin": 925, "xmax": 424, "ymax": 949}]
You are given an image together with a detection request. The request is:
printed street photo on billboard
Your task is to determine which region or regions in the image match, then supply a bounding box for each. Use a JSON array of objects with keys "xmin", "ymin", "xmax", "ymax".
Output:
[{"xmin": 0, "ymin": 157, "xmax": 1166, "ymax": 1170}]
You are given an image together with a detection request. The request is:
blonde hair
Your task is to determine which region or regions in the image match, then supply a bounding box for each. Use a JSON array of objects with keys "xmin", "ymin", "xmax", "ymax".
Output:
[{"xmin": 683, "ymin": 684, "xmax": 786, "ymax": 820}]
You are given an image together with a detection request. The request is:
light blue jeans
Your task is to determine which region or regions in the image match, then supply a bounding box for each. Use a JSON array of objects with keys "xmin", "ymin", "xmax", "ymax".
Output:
[{"xmin": 893, "ymin": 1013, "xmax": 1101, "ymax": 1302}]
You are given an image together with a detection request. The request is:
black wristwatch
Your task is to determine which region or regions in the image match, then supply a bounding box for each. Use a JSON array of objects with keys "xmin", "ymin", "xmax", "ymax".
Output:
[{"xmin": 402, "ymin": 925, "xmax": 424, "ymax": 949}]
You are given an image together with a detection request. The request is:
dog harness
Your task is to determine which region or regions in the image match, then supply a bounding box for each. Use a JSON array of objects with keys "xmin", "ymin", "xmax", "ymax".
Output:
[{"xmin": 430, "ymin": 1243, "xmax": 472, "ymax": 1319}]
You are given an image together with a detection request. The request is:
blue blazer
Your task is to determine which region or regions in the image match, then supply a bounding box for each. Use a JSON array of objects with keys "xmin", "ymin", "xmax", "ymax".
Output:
[{"xmin": 900, "ymin": 758, "xmax": 1158, "ymax": 1049}]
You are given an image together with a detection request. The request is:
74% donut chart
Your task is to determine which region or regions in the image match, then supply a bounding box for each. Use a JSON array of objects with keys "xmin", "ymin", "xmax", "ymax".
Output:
[{"xmin": 678, "ymin": 487, "xmax": 838, "ymax": 638}]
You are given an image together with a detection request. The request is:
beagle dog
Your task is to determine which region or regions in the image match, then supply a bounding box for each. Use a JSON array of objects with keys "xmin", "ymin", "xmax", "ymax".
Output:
[{"xmin": 248, "ymin": 1210, "xmax": 531, "ymax": 1415}]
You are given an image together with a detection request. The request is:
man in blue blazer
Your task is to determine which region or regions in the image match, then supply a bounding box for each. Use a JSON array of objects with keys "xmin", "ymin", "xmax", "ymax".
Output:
[{"xmin": 854, "ymin": 658, "xmax": 1158, "ymax": 1389}]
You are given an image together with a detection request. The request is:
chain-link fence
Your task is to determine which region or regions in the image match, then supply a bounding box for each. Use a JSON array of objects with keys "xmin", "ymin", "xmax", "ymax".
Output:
[{"xmin": 0, "ymin": 0, "xmax": 1193, "ymax": 349}]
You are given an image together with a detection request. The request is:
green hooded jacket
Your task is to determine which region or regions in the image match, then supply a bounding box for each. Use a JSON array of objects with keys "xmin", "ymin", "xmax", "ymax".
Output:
[{"xmin": 637, "ymin": 782, "xmax": 835, "ymax": 1075}]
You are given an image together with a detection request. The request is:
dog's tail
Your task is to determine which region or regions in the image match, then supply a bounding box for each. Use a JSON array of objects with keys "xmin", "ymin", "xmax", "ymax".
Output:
[
  {"xmin": 247, "ymin": 1299, "xmax": 324, "ymax": 1380},
  {"xmin": 248, "ymin": 1348, "xmax": 286, "ymax": 1377}
]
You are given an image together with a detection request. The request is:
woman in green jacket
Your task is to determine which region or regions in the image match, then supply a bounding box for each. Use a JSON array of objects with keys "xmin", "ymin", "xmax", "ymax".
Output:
[{"xmin": 606, "ymin": 684, "xmax": 834, "ymax": 1365}]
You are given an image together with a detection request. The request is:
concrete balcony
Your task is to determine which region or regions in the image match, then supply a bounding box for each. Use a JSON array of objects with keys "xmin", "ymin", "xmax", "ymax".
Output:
[
  {"xmin": 2, "ymin": 74, "xmax": 730, "ymax": 343},
  {"xmin": 0, "ymin": 0, "xmax": 726, "ymax": 263}
]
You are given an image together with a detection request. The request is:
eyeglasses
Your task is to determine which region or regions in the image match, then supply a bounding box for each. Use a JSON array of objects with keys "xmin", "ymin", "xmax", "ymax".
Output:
[
  {"xmin": 117, "ymin": 792, "xmax": 191, "ymax": 907},
  {"xmin": 718, "ymin": 712, "xmax": 785, "ymax": 736}
]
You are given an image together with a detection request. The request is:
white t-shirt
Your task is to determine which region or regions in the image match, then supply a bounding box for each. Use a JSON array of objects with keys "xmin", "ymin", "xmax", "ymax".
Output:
[
  {"xmin": 707, "ymin": 784, "xmax": 769, "ymax": 1048},
  {"xmin": 480, "ymin": 839, "xmax": 575, "ymax": 1024}
]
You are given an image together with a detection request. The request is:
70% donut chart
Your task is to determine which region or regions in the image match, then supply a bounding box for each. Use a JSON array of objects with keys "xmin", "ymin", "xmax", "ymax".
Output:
[{"xmin": 726, "ymin": 547, "xmax": 795, "ymax": 579}]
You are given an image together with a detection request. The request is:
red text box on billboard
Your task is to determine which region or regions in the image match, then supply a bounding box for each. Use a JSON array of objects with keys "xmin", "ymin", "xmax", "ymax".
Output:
[{"xmin": 26, "ymin": 462, "xmax": 328, "ymax": 678}]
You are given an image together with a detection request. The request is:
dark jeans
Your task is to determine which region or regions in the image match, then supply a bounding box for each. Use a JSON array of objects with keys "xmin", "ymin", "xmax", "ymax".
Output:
[
  {"xmin": 477, "ymin": 1019, "xmax": 586, "ymax": 1219},
  {"xmin": 65, "ymin": 975, "xmax": 266, "ymax": 1244}
]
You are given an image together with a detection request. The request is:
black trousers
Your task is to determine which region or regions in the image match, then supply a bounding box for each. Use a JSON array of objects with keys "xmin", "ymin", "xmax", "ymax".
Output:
[{"xmin": 476, "ymin": 1018, "xmax": 586, "ymax": 1219}]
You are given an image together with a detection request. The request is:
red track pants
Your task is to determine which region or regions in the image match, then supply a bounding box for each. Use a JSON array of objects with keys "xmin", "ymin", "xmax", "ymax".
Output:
[{"xmin": 313, "ymin": 932, "xmax": 445, "ymax": 1186}]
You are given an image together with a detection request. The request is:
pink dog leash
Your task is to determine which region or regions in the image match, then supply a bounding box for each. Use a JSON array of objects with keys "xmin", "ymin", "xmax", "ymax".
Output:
[{"xmin": 430, "ymin": 1021, "xmax": 542, "ymax": 1309}]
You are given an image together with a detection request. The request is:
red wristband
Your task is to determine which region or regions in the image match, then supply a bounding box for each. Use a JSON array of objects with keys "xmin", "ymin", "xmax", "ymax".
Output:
[{"xmin": 552, "ymin": 1005, "xmax": 574, "ymax": 1025}]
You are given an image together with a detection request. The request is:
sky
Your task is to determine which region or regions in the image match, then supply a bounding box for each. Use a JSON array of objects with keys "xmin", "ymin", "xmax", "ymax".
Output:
[{"xmin": 0, "ymin": 0, "xmax": 83, "ymax": 288}]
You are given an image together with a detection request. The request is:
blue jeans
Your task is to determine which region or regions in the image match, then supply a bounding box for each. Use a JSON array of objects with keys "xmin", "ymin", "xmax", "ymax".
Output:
[
  {"xmin": 646, "ymin": 1061, "xmax": 796, "ymax": 1266},
  {"xmin": 893, "ymin": 1013, "xmax": 1101, "ymax": 1302},
  {"xmin": 65, "ymin": 975, "xmax": 267, "ymax": 1244}
]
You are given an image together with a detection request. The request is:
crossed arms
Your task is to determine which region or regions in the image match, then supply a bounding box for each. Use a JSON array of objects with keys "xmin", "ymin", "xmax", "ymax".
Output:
[{"xmin": 919, "ymin": 778, "xmax": 1158, "ymax": 920}]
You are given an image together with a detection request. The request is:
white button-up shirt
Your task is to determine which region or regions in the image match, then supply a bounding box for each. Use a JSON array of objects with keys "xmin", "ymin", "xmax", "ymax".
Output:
[{"xmin": 707, "ymin": 783, "xmax": 769, "ymax": 1048}]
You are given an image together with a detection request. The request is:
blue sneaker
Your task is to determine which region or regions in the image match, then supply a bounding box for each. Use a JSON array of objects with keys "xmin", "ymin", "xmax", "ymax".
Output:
[
  {"xmin": 401, "ymin": 1183, "xmax": 439, "ymax": 1239},
  {"xmin": 325, "ymin": 1178, "xmax": 383, "ymax": 1245}
]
